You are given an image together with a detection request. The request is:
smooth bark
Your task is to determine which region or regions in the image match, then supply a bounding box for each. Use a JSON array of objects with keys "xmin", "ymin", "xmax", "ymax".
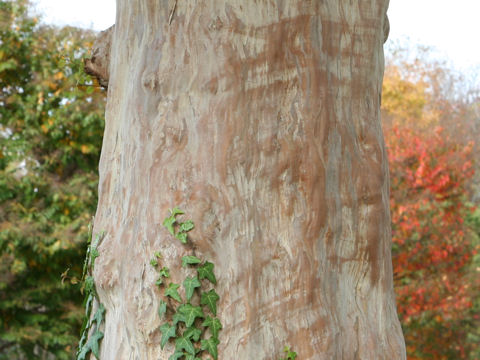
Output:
[{"xmin": 91, "ymin": 1, "xmax": 406, "ymax": 359}]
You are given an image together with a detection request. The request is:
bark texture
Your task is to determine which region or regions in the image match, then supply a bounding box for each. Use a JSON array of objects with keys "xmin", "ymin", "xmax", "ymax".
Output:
[{"xmin": 92, "ymin": 1, "xmax": 405, "ymax": 359}]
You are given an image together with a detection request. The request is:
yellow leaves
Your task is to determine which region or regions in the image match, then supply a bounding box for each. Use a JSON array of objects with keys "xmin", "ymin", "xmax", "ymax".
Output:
[
  {"xmin": 382, "ymin": 64, "xmax": 439, "ymax": 128},
  {"xmin": 37, "ymin": 91, "xmax": 44, "ymax": 105},
  {"xmin": 41, "ymin": 119, "xmax": 54, "ymax": 133},
  {"xmin": 80, "ymin": 144, "xmax": 91, "ymax": 154},
  {"xmin": 12, "ymin": 258, "xmax": 26, "ymax": 274},
  {"xmin": 53, "ymin": 71, "xmax": 64, "ymax": 81}
]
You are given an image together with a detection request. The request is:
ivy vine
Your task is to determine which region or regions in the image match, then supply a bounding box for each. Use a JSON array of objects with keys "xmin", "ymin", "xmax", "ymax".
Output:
[
  {"xmin": 76, "ymin": 229, "xmax": 106, "ymax": 360},
  {"xmin": 151, "ymin": 207, "xmax": 222, "ymax": 360}
]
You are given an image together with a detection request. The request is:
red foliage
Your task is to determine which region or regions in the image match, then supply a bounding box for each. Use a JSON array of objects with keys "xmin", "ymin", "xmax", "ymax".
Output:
[{"xmin": 386, "ymin": 123, "xmax": 478, "ymax": 358}]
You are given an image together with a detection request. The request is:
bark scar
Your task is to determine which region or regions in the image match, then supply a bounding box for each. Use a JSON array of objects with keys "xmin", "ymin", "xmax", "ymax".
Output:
[
  {"xmin": 84, "ymin": 25, "xmax": 115, "ymax": 88},
  {"xmin": 168, "ymin": 0, "xmax": 178, "ymax": 25}
]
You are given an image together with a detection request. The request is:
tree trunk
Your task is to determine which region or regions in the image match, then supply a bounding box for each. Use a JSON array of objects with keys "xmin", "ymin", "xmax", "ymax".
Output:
[{"xmin": 91, "ymin": 1, "xmax": 406, "ymax": 359}]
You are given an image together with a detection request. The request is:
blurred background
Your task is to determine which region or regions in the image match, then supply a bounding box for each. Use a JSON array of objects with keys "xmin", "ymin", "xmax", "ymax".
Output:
[{"xmin": 0, "ymin": 0, "xmax": 479, "ymax": 359}]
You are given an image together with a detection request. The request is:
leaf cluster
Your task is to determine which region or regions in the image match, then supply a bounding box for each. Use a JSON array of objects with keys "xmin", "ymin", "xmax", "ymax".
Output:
[
  {"xmin": 76, "ymin": 231, "xmax": 105, "ymax": 360},
  {"xmin": 279, "ymin": 346, "xmax": 297, "ymax": 360},
  {"xmin": 152, "ymin": 210, "xmax": 222, "ymax": 360}
]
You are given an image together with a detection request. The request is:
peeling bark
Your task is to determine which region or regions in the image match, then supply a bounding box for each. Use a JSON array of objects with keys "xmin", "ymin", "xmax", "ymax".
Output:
[{"xmin": 91, "ymin": 1, "xmax": 406, "ymax": 359}]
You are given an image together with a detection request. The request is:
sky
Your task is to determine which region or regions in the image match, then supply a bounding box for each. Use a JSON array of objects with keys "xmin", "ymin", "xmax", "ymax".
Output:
[{"xmin": 31, "ymin": 0, "xmax": 480, "ymax": 75}]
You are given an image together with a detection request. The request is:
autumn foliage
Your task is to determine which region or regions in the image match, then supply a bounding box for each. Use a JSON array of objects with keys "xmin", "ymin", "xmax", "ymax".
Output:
[{"xmin": 383, "ymin": 47, "xmax": 480, "ymax": 359}]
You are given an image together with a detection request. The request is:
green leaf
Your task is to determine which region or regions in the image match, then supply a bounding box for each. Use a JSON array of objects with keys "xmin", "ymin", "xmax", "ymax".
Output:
[
  {"xmin": 154, "ymin": 251, "xmax": 162, "ymax": 258},
  {"xmin": 163, "ymin": 215, "xmax": 176, "ymax": 235},
  {"xmin": 202, "ymin": 316, "xmax": 222, "ymax": 339},
  {"xmin": 164, "ymin": 283, "xmax": 182, "ymax": 303},
  {"xmin": 179, "ymin": 220, "xmax": 194, "ymax": 232},
  {"xmin": 92, "ymin": 303, "xmax": 105, "ymax": 325},
  {"xmin": 159, "ymin": 266, "xmax": 170, "ymax": 278},
  {"xmin": 201, "ymin": 289, "xmax": 220, "ymax": 315},
  {"xmin": 159, "ymin": 322, "xmax": 176, "ymax": 349},
  {"xmin": 185, "ymin": 355, "xmax": 201, "ymax": 360},
  {"xmin": 168, "ymin": 351, "xmax": 185, "ymax": 360},
  {"xmin": 158, "ymin": 300, "xmax": 167, "ymax": 318},
  {"xmin": 175, "ymin": 335, "xmax": 196, "ymax": 355},
  {"xmin": 150, "ymin": 258, "xmax": 158, "ymax": 267},
  {"xmin": 85, "ymin": 329, "xmax": 104, "ymax": 359},
  {"xmin": 175, "ymin": 231, "xmax": 188, "ymax": 244},
  {"xmin": 156, "ymin": 267, "xmax": 170, "ymax": 286},
  {"xmin": 183, "ymin": 276, "xmax": 201, "ymax": 302},
  {"xmin": 282, "ymin": 346, "xmax": 297, "ymax": 360},
  {"xmin": 182, "ymin": 255, "xmax": 202, "ymax": 267},
  {"xmin": 173, "ymin": 311, "xmax": 187, "ymax": 326},
  {"xmin": 183, "ymin": 326, "xmax": 202, "ymax": 342},
  {"xmin": 178, "ymin": 303, "xmax": 205, "ymax": 327},
  {"xmin": 197, "ymin": 261, "xmax": 217, "ymax": 284},
  {"xmin": 171, "ymin": 207, "xmax": 185, "ymax": 216},
  {"xmin": 84, "ymin": 276, "xmax": 95, "ymax": 294},
  {"xmin": 201, "ymin": 337, "xmax": 219, "ymax": 360},
  {"xmin": 90, "ymin": 248, "xmax": 100, "ymax": 263}
]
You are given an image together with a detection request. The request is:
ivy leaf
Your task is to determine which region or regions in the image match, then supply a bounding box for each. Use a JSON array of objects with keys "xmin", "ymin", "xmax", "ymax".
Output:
[
  {"xmin": 185, "ymin": 355, "xmax": 201, "ymax": 360},
  {"xmin": 90, "ymin": 248, "xmax": 100, "ymax": 263},
  {"xmin": 84, "ymin": 275, "xmax": 95, "ymax": 294},
  {"xmin": 170, "ymin": 207, "xmax": 185, "ymax": 216},
  {"xmin": 202, "ymin": 316, "xmax": 222, "ymax": 339},
  {"xmin": 159, "ymin": 267, "xmax": 170, "ymax": 278},
  {"xmin": 201, "ymin": 289, "xmax": 220, "ymax": 315},
  {"xmin": 92, "ymin": 303, "xmax": 105, "ymax": 325},
  {"xmin": 168, "ymin": 351, "xmax": 185, "ymax": 360},
  {"xmin": 154, "ymin": 251, "xmax": 162, "ymax": 258},
  {"xmin": 164, "ymin": 283, "xmax": 182, "ymax": 303},
  {"xmin": 175, "ymin": 231, "xmax": 188, "ymax": 244},
  {"xmin": 150, "ymin": 258, "xmax": 158, "ymax": 267},
  {"xmin": 282, "ymin": 346, "xmax": 297, "ymax": 359},
  {"xmin": 183, "ymin": 326, "xmax": 202, "ymax": 342},
  {"xmin": 77, "ymin": 344, "xmax": 89, "ymax": 360},
  {"xmin": 197, "ymin": 261, "xmax": 217, "ymax": 284},
  {"xmin": 183, "ymin": 276, "xmax": 201, "ymax": 302},
  {"xmin": 201, "ymin": 337, "xmax": 219, "ymax": 360},
  {"xmin": 158, "ymin": 300, "xmax": 167, "ymax": 318},
  {"xmin": 179, "ymin": 220, "xmax": 194, "ymax": 232},
  {"xmin": 163, "ymin": 216, "xmax": 176, "ymax": 235},
  {"xmin": 160, "ymin": 322, "xmax": 176, "ymax": 349},
  {"xmin": 182, "ymin": 255, "xmax": 201, "ymax": 267},
  {"xmin": 86, "ymin": 329, "xmax": 104, "ymax": 359},
  {"xmin": 173, "ymin": 311, "xmax": 187, "ymax": 326},
  {"xmin": 175, "ymin": 335, "xmax": 196, "ymax": 355},
  {"xmin": 156, "ymin": 267, "xmax": 170, "ymax": 286},
  {"xmin": 178, "ymin": 303, "xmax": 205, "ymax": 327}
]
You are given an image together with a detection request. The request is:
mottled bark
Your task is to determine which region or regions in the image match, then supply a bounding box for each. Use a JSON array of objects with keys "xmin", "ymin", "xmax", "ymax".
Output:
[{"xmin": 92, "ymin": 1, "xmax": 405, "ymax": 359}]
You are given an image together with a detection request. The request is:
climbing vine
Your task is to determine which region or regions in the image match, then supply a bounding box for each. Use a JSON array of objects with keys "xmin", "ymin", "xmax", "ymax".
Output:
[
  {"xmin": 152, "ymin": 207, "xmax": 222, "ymax": 360},
  {"xmin": 76, "ymin": 229, "xmax": 106, "ymax": 360}
]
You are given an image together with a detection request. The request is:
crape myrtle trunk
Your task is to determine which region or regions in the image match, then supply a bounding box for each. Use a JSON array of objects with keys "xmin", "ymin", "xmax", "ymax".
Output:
[{"xmin": 90, "ymin": 1, "xmax": 406, "ymax": 359}]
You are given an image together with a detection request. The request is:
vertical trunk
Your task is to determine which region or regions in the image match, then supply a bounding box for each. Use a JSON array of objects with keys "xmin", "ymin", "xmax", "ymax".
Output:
[{"xmin": 92, "ymin": 1, "xmax": 406, "ymax": 359}]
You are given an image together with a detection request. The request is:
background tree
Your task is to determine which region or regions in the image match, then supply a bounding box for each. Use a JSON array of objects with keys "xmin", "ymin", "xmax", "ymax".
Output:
[
  {"xmin": 382, "ymin": 46, "xmax": 480, "ymax": 359},
  {"xmin": 89, "ymin": 1, "xmax": 405, "ymax": 359},
  {"xmin": 0, "ymin": 1, "xmax": 105, "ymax": 358}
]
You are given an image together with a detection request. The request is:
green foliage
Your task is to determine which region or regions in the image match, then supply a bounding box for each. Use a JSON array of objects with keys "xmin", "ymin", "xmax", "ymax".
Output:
[
  {"xmin": 200, "ymin": 290, "xmax": 219, "ymax": 316},
  {"xmin": 0, "ymin": 0, "xmax": 105, "ymax": 358},
  {"xmin": 76, "ymin": 232, "xmax": 105, "ymax": 360},
  {"xmin": 197, "ymin": 262, "xmax": 217, "ymax": 285},
  {"xmin": 151, "ymin": 208, "xmax": 222, "ymax": 360},
  {"xmin": 279, "ymin": 346, "xmax": 297, "ymax": 360},
  {"xmin": 183, "ymin": 276, "xmax": 201, "ymax": 302}
]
